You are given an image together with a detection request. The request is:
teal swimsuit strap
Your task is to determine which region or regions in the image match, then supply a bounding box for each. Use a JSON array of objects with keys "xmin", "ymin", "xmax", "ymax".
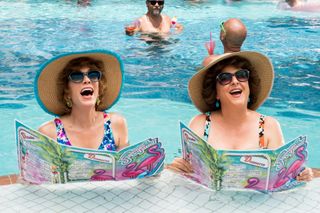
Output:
[{"xmin": 203, "ymin": 111, "xmax": 211, "ymax": 141}]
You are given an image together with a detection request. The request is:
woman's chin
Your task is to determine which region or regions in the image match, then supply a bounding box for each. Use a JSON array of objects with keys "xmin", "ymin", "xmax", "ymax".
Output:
[
  {"xmin": 77, "ymin": 101, "xmax": 96, "ymax": 109},
  {"xmin": 227, "ymin": 100, "xmax": 247, "ymax": 108}
]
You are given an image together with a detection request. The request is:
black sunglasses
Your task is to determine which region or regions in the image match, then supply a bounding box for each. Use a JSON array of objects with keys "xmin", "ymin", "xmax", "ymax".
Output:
[
  {"xmin": 68, "ymin": 70, "xmax": 102, "ymax": 83},
  {"xmin": 148, "ymin": 0, "xmax": 164, "ymax": 6},
  {"xmin": 216, "ymin": 69, "xmax": 250, "ymax": 85}
]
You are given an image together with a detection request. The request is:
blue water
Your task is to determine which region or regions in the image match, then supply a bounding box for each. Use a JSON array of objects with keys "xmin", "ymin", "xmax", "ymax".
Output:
[{"xmin": 0, "ymin": 0, "xmax": 319, "ymax": 176}]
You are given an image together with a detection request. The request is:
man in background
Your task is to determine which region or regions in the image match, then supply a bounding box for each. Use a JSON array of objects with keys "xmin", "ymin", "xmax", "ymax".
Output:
[
  {"xmin": 202, "ymin": 18, "xmax": 247, "ymax": 66},
  {"xmin": 125, "ymin": 0, "xmax": 183, "ymax": 36}
]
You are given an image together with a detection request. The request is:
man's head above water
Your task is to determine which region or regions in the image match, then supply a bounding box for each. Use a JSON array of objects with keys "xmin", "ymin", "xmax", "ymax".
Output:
[
  {"xmin": 220, "ymin": 18, "xmax": 247, "ymax": 53},
  {"xmin": 146, "ymin": 0, "xmax": 165, "ymax": 16}
]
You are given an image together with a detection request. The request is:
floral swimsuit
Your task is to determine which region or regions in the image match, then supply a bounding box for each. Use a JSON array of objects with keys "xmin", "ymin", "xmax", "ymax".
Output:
[
  {"xmin": 54, "ymin": 112, "xmax": 116, "ymax": 151},
  {"xmin": 203, "ymin": 112, "xmax": 267, "ymax": 149}
]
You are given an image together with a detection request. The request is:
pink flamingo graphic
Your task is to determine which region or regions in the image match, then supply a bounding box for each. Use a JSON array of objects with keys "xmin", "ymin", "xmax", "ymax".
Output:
[
  {"xmin": 135, "ymin": 144, "xmax": 164, "ymax": 173},
  {"xmin": 90, "ymin": 169, "xmax": 114, "ymax": 181},
  {"xmin": 273, "ymin": 145, "xmax": 306, "ymax": 189},
  {"xmin": 122, "ymin": 162, "xmax": 147, "ymax": 179}
]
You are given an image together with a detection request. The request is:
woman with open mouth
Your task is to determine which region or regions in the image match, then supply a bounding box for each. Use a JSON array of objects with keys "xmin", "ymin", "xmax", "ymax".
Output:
[
  {"xmin": 167, "ymin": 51, "xmax": 313, "ymax": 182},
  {"xmin": 35, "ymin": 50, "xmax": 128, "ymax": 151}
]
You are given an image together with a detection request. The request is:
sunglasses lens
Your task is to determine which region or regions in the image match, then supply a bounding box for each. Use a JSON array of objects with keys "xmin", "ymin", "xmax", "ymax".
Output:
[
  {"xmin": 217, "ymin": 73, "xmax": 232, "ymax": 85},
  {"xmin": 69, "ymin": 71, "xmax": 101, "ymax": 83},
  {"xmin": 87, "ymin": 71, "xmax": 101, "ymax": 82},
  {"xmin": 69, "ymin": 72, "xmax": 84, "ymax": 83},
  {"xmin": 236, "ymin": 70, "xmax": 249, "ymax": 82},
  {"xmin": 149, "ymin": 1, "xmax": 164, "ymax": 6},
  {"xmin": 216, "ymin": 69, "xmax": 249, "ymax": 85}
]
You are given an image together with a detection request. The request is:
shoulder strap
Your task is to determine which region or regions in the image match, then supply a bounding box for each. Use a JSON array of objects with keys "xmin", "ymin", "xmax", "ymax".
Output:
[
  {"xmin": 103, "ymin": 112, "xmax": 109, "ymax": 119},
  {"xmin": 258, "ymin": 115, "xmax": 267, "ymax": 149},
  {"xmin": 203, "ymin": 112, "xmax": 211, "ymax": 141},
  {"xmin": 54, "ymin": 118, "xmax": 63, "ymax": 133},
  {"xmin": 100, "ymin": 112, "xmax": 116, "ymax": 151},
  {"xmin": 54, "ymin": 118, "xmax": 71, "ymax": 146}
]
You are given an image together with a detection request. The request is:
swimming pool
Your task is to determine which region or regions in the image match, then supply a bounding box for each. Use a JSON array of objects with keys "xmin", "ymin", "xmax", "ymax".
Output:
[{"xmin": 0, "ymin": 0, "xmax": 319, "ymax": 177}]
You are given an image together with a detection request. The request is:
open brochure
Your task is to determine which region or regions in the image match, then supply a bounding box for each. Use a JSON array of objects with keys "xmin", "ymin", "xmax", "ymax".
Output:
[
  {"xmin": 16, "ymin": 120, "xmax": 165, "ymax": 184},
  {"xmin": 180, "ymin": 122, "xmax": 307, "ymax": 193}
]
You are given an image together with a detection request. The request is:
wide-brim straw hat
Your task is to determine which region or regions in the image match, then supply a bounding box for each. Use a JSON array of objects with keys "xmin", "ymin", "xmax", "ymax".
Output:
[
  {"xmin": 34, "ymin": 50, "xmax": 124, "ymax": 116},
  {"xmin": 189, "ymin": 51, "xmax": 274, "ymax": 113}
]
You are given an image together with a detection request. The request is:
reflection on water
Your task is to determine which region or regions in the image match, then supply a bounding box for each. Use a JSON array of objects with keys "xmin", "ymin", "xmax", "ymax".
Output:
[{"xmin": 139, "ymin": 34, "xmax": 180, "ymax": 54}]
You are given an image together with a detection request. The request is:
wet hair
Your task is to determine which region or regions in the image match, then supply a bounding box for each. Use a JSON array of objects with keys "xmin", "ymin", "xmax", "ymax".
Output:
[
  {"xmin": 202, "ymin": 56, "xmax": 260, "ymax": 111},
  {"xmin": 57, "ymin": 57, "xmax": 107, "ymax": 114}
]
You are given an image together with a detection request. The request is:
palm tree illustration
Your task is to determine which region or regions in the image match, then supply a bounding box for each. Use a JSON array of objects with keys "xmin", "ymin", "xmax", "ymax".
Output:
[
  {"xmin": 195, "ymin": 139, "xmax": 227, "ymax": 191},
  {"xmin": 32, "ymin": 134, "xmax": 74, "ymax": 183}
]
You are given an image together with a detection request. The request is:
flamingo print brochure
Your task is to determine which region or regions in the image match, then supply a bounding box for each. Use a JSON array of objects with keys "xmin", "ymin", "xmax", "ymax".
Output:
[
  {"xmin": 15, "ymin": 120, "xmax": 165, "ymax": 184},
  {"xmin": 180, "ymin": 122, "xmax": 307, "ymax": 193}
]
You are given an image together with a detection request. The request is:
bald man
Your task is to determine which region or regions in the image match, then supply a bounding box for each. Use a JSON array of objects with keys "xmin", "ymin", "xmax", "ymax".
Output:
[
  {"xmin": 202, "ymin": 18, "xmax": 247, "ymax": 66},
  {"xmin": 220, "ymin": 18, "xmax": 247, "ymax": 53}
]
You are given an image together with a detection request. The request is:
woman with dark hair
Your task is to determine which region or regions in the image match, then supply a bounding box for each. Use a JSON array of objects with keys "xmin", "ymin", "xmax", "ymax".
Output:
[
  {"xmin": 168, "ymin": 51, "xmax": 313, "ymax": 182},
  {"xmin": 36, "ymin": 50, "xmax": 128, "ymax": 151}
]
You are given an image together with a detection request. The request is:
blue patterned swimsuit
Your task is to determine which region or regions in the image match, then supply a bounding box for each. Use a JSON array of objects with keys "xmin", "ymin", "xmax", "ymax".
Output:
[{"xmin": 54, "ymin": 112, "xmax": 116, "ymax": 151}]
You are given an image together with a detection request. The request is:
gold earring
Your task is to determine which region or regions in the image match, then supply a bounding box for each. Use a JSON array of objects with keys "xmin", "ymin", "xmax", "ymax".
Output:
[
  {"xmin": 96, "ymin": 98, "xmax": 101, "ymax": 106},
  {"xmin": 66, "ymin": 97, "xmax": 72, "ymax": 108}
]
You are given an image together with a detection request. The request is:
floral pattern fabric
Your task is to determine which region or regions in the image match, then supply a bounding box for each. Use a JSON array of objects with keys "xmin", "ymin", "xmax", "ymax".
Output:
[{"xmin": 54, "ymin": 112, "xmax": 116, "ymax": 151}]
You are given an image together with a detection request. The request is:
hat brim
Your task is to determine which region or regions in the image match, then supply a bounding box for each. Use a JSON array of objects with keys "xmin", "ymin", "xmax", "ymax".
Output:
[
  {"xmin": 35, "ymin": 50, "xmax": 124, "ymax": 116},
  {"xmin": 189, "ymin": 51, "xmax": 274, "ymax": 113}
]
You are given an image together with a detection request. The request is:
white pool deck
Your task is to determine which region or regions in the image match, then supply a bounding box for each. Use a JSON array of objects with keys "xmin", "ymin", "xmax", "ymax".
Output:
[{"xmin": 0, "ymin": 170, "xmax": 319, "ymax": 213}]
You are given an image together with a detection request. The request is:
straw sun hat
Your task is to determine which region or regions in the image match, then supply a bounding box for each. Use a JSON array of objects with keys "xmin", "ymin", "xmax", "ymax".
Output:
[
  {"xmin": 189, "ymin": 51, "xmax": 274, "ymax": 113},
  {"xmin": 35, "ymin": 50, "xmax": 124, "ymax": 116}
]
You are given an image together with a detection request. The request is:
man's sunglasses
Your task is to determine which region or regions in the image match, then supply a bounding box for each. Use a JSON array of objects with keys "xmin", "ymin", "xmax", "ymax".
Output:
[
  {"xmin": 68, "ymin": 70, "xmax": 102, "ymax": 83},
  {"xmin": 216, "ymin": 69, "xmax": 250, "ymax": 85},
  {"xmin": 148, "ymin": 0, "xmax": 164, "ymax": 6},
  {"xmin": 220, "ymin": 21, "xmax": 226, "ymax": 34}
]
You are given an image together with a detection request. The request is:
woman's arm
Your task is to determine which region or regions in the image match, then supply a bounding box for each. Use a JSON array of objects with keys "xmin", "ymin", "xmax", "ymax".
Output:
[
  {"xmin": 264, "ymin": 116, "xmax": 285, "ymax": 149},
  {"xmin": 265, "ymin": 116, "xmax": 314, "ymax": 181},
  {"xmin": 312, "ymin": 168, "xmax": 320, "ymax": 178},
  {"xmin": 189, "ymin": 114, "xmax": 207, "ymax": 139},
  {"xmin": 110, "ymin": 112, "xmax": 129, "ymax": 150},
  {"xmin": 167, "ymin": 114, "xmax": 206, "ymax": 173},
  {"xmin": 166, "ymin": 157, "xmax": 193, "ymax": 174},
  {"xmin": 38, "ymin": 120, "xmax": 57, "ymax": 140}
]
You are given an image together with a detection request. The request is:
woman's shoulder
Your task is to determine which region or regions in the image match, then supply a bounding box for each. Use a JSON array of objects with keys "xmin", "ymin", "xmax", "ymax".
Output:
[
  {"xmin": 189, "ymin": 113, "xmax": 208, "ymax": 136},
  {"xmin": 107, "ymin": 112, "xmax": 127, "ymax": 125},
  {"xmin": 262, "ymin": 115, "xmax": 281, "ymax": 127},
  {"xmin": 107, "ymin": 112, "xmax": 128, "ymax": 150},
  {"xmin": 262, "ymin": 115, "xmax": 284, "ymax": 149},
  {"xmin": 189, "ymin": 113, "xmax": 207, "ymax": 124},
  {"xmin": 38, "ymin": 120, "xmax": 57, "ymax": 140}
]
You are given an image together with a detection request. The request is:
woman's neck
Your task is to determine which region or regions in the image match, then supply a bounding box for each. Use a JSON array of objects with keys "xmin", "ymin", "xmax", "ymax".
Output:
[
  {"xmin": 68, "ymin": 107, "xmax": 100, "ymax": 129},
  {"xmin": 220, "ymin": 105, "xmax": 249, "ymax": 125}
]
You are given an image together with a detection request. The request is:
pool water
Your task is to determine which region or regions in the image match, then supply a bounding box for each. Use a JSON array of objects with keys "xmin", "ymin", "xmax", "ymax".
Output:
[{"xmin": 0, "ymin": 0, "xmax": 319, "ymax": 176}]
